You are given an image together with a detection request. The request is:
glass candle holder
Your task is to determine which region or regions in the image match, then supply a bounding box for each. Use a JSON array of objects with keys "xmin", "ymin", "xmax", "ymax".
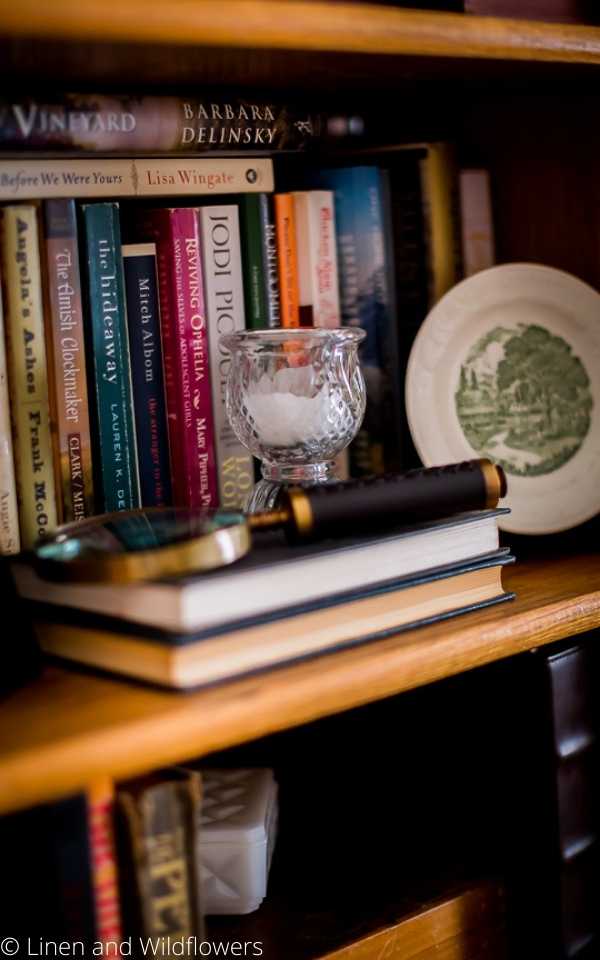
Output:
[{"xmin": 221, "ymin": 328, "xmax": 366, "ymax": 484}]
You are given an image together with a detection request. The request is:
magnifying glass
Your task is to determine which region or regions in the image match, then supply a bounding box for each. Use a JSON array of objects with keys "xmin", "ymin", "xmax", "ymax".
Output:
[{"xmin": 33, "ymin": 459, "xmax": 506, "ymax": 584}]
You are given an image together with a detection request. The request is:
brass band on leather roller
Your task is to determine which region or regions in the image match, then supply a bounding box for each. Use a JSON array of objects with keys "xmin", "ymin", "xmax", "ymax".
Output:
[{"xmin": 274, "ymin": 458, "xmax": 507, "ymax": 540}]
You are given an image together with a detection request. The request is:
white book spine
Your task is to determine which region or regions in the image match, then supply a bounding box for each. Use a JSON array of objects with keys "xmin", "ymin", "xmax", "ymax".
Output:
[
  {"xmin": 199, "ymin": 205, "xmax": 254, "ymax": 510},
  {"xmin": 459, "ymin": 169, "xmax": 496, "ymax": 277},
  {"xmin": 0, "ymin": 284, "xmax": 20, "ymax": 554},
  {"xmin": 0, "ymin": 157, "xmax": 274, "ymax": 200},
  {"xmin": 293, "ymin": 190, "xmax": 341, "ymax": 329}
]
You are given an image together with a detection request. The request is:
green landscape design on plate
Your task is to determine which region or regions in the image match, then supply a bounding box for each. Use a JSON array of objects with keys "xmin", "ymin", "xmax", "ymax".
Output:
[{"xmin": 455, "ymin": 324, "xmax": 592, "ymax": 476}]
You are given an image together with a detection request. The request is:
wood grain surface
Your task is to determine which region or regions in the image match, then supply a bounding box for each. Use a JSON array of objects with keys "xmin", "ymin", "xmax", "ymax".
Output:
[
  {"xmin": 1, "ymin": 554, "xmax": 599, "ymax": 814},
  {"xmin": 1, "ymin": 2, "xmax": 600, "ymax": 65}
]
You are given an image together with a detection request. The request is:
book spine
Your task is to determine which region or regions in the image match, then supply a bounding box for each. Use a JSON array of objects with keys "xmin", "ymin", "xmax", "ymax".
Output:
[
  {"xmin": 82, "ymin": 202, "xmax": 140, "ymax": 512},
  {"xmin": 0, "ymin": 287, "xmax": 20, "ymax": 554},
  {"xmin": 293, "ymin": 192, "xmax": 314, "ymax": 328},
  {"xmin": 87, "ymin": 779, "xmax": 122, "ymax": 948},
  {"xmin": 43, "ymin": 198, "xmax": 95, "ymax": 522},
  {"xmin": 122, "ymin": 244, "xmax": 172, "ymax": 507},
  {"xmin": 137, "ymin": 210, "xmax": 217, "ymax": 509},
  {"xmin": 132, "ymin": 211, "xmax": 185, "ymax": 504},
  {"xmin": 259, "ymin": 194, "xmax": 281, "ymax": 328},
  {"xmin": 173, "ymin": 211, "xmax": 218, "ymax": 509},
  {"xmin": 0, "ymin": 157, "xmax": 274, "ymax": 200},
  {"xmin": 387, "ymin": 153, "xmax": 429, "ymax": 469},
  {"xmin": 0, "ymin": 205, "xmax": 58, "ymax": 549},
  {"xmin": 274, "ymin": 193, "xmax": 300, "ymax": 328},
  {"xmin": 314, "ymin": 169, "xmax": 388, "ymax": 473},
  {"xmin": 459, "ymin": 168, "xmax": 496, "ymax": 277},
  {"xmin": 378, "ymin": 169, "xmax": 403, "ymax": 473},
  {"xmin": 293, "ymin": 190, "xmax": 341, "ymax": 329},
  {"xmin": 239, "ymin": 195, "xmax": 268, "ymax": 330},
  {"xmin": 198, "ymin": 206, "xmax": 254, "ymax": 510},
  {"xmin": 117, "ymin": 774, "xmax": 204, "ymax": 945},
  {"xmin": 0, "ymin": 95, "xmax": 323, "ymax": 152},
  {"xmin": 419, "ymin": 143, "xmax": 462, "ymax": 306}
]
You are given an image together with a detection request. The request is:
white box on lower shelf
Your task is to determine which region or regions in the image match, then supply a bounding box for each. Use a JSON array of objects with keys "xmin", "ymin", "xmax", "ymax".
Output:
[{"xmin": 200, "ymin": 768, "xmax": 279, "ymax": 915}]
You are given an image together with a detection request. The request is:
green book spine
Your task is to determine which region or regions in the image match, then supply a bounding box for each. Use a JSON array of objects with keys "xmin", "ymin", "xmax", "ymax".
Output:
[
  {"xmin": 82, "ymin": 202, "xmax": 140, "ymax": 512},
  {"xmin": 239, "ymin": 195, "xmax": 268, "ymax": 329}
]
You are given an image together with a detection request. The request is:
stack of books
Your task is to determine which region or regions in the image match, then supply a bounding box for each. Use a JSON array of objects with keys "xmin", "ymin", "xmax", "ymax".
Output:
[{"xmin": 15, "ymin": 508, "xmax": 514, "ymax": 688}]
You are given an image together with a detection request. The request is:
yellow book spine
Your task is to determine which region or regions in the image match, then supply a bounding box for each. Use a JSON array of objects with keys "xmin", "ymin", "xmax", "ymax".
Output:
[
  {"xmin": 420, "ymin": 143, "xmax": 460, "ymax": 305},
  {"xmin": 1, "ymin": 205, "xmax": 58, "ymax": 548},
  {"xmin": 0, "ymin": 289, "xmax": 20, "ymax": 554}
]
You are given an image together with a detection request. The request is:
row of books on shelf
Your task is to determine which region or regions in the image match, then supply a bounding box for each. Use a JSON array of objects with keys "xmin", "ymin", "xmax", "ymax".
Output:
[
  {"xmin": 4, "ymin": 767, "xmax": 269, "ymax": 949},
  {"xmin": 0, "ymin": 146, "xmax": 496, "ymax": 559}
]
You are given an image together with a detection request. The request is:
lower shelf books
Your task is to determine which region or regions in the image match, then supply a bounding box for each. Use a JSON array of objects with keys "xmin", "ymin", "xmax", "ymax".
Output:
[{"xmin": 30, "ymin": 552, "xmax": 513, "ymax": 688}]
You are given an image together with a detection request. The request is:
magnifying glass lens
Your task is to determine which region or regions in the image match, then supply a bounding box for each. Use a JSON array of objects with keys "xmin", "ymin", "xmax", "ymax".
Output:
[{"xmin": 34, "ymin": 508, "xmax": 249, "ymax": 583}]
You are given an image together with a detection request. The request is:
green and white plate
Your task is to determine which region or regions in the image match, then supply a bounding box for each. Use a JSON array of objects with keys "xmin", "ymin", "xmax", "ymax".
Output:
[{"xmin": 406, "ymin": 263, "xmax": 600, "ymax": 534}]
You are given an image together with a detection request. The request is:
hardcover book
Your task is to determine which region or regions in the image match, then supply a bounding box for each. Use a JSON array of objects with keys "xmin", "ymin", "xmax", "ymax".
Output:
[
  {"xmin": 87, "ymin": 779, "xmax": 122, "ymax": 948},
  {"xmin": 43, "ymin": 198, "xmax": 95, "ymax": 522},
  {"xmin": 198, "ymin": 206, "xmax": 254, "ymax": 510},
  {"xmin": 122, "ymin": 243, "xmax": 172, "ymax": 507},
  {"xmin": 0, "ymin": 793, "xmax": 97, "ymax": 941},
  {"xmin": 0, "ymin": 205, "xmax": 58, "ymax": 548},
  {"xmin": 459, "ymin": 168, "xmax": 496, "ymax": 277},
  {"xmin": 316, "ymin": 166, "xmax": 401, "ymax": 474},
  {"xmin": 259, "ymin": 193, "xmax": 281, "ymax": 328},
  {"xmin": 238, "ymin": 194, "xmax": 280, "ymax": 329},
  {"xmin": 0, "ymin": 285, "xmax": 20, "ymax": 554},
  {"xmin": 32, "ymin": 552, "xmax": 514, "ymax": 689},
  {"xmin": 239, "ymin": 194, "xmax": 268, "ymax": 329},
  {"xmin": 17, "ymin": 509, "xmax": 510, "ymax": 632},
  {"xmin": 419, "ymin": 142, "xmax": 462, "ymax": 305},
  {"xmin": 81, "ymin": 202, "xmax": 140, "ymax": 512},
  {"xmin": 274, "ymin": 193, "xmax": 301, "ymax": 327},
  {"xmin": 292, "ymin": 190, "xmax": 341, "ymax": 329},
  {"xmin": 0, "ymin": 157, "xmax": 274, "ymax": 200},
  {"xmin": 132, "ymin": 208, "xmax": 218, "ymax": 509},
  {"xmin": 117, "ymin": 770, "xmax": 204, "ymax": 948},
  {"xmin": 0, "ymin": 94, "xmax": 323, "ymax": 152}
]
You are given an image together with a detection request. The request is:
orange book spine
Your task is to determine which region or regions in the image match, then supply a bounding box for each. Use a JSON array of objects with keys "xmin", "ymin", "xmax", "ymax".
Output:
[{"xmin": 275, "ymin": 193, "xmax": 300, "ymax": 328}]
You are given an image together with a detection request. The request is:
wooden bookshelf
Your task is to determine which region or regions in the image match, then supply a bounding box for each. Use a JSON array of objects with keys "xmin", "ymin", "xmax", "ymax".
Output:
[
  {"xmin": 1, "ymin": 552, "xmax": 599, "ymax": 815},
  {"xmin": 3, "ymin": 3, "xmax": 600, "ymax": 90},
  {"xmin": 2, "ymin": 5, "xmax": 600, "ymax": 954},
  {"xmin": 1, "ymin": 1, "xmax": 600, "ymax": 65}
]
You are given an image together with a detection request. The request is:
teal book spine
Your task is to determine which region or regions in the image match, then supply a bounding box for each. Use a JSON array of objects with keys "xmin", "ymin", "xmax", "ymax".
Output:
[{"xmin": 82, "ymin": 202, "xmax": 140, "ymax": 512}]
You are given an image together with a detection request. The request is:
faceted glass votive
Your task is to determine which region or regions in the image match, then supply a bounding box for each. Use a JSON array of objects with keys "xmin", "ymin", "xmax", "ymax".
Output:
[{"xmin": 221, "ymin": 328, "xmax": 367, "ymax": 484}]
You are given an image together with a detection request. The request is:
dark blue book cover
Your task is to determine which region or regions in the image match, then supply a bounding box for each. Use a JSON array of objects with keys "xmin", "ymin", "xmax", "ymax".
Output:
[
  {"xmin": 316, "ymin": 166, "xmax": 399, "ymax": 475},
  {"xmin": 122, "ymin": 243, "xmax": 172, "ymax": 507}
]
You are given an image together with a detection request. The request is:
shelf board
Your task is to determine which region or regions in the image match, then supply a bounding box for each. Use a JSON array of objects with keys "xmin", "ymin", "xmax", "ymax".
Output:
[
  {"xmin": 1, "ymin": 552, "xmax": 600, "ymax": 814},
  {"xmin": 2, "ymin": 2, "xmax": 600, "ymax": 65}
]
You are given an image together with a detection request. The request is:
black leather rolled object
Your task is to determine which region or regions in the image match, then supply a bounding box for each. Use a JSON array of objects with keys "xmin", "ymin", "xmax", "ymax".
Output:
[{"xmin": 285, "ymin": 459, "xmax": 507, "ymax": 540}]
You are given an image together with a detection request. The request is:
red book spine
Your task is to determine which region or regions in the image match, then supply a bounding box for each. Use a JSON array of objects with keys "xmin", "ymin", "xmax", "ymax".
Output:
[
  {"xmin": 138, "ymin": 209, "xmax": 217, "ymax": 508},
  {"xmin": 87, "ymin": 780, "xmax": 122, "ymax": 949}
]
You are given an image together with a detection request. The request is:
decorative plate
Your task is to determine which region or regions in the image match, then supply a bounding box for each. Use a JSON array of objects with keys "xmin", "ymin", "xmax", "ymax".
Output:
[{"xmin": 405, "ymin": 263, "xmax": 600, "ymax": 534}]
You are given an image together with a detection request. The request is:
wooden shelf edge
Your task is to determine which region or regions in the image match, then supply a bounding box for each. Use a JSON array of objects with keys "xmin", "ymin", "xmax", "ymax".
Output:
[
  {"xmin": 1, "ymin": 554, "xmax": 599, "ymax": 815},
  {"xmin": 2, "ymin": 2, "xmax": 600, "ymax": 66}
]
